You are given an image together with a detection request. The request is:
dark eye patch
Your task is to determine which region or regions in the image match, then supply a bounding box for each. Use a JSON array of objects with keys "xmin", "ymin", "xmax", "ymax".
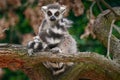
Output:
[
  {"xmin": 54, "ymin": 11, "xmax": 60, "ymax": 16},
  {"xmin": 47, "ymin": 11, "xmax": 52, "ymax": 16}
]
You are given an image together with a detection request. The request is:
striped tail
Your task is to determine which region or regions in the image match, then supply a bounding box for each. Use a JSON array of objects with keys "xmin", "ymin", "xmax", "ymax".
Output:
[{"xmin": 43, "ymin": 62, "xmax": 66, "ymax": 75}]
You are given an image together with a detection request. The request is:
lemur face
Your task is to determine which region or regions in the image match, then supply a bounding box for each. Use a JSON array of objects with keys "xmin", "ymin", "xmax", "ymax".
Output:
[
  {"xmin": 41, "ymin": 4, "xmax": 66, "ymax": 23},
  {"xmin": 46, "ymin": 9, "xmax": 60, "ymax": 21}
]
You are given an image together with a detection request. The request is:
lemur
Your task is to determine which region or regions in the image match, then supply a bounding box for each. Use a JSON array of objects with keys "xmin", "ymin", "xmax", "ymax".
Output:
[{"xmin": 27, "ymin": 4, "xmax": 77, "ymax": 75}]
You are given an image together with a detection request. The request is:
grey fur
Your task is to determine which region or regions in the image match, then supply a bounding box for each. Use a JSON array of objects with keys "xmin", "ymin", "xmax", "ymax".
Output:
[
  {"xmin": 47, "ymin": 4, "xmax": 60, "ymax": 9},
  {"xmin": 27, "ymin": 4, "xmax": 77, "ymax": 75}
]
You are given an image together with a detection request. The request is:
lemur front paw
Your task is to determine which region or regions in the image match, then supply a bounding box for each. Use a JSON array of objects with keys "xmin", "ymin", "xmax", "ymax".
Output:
[
  {"xmin": 27, "ymin": 40, "xmax": 43, "ymax": 56},
  {"xmin": 50, "ymin": 47, "xmax": 62, "ymax": 53}
]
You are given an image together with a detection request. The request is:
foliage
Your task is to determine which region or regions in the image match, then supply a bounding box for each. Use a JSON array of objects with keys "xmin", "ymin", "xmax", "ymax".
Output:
[{"xmin": 1, "ymin": 68, "xmax": 29, "ymax": 80}]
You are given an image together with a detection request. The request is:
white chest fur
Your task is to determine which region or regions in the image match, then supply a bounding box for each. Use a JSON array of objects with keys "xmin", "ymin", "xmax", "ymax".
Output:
[
  {"xmin": 51, "ymin": 26, "xmax": 63, "ymax": 34},
  {"xmin": 46, "ymin": 37, "xmax": 61, "ymax": 44}
]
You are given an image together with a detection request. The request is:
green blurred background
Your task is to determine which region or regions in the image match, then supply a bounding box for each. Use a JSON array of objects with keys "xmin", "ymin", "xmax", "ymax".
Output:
[{"xmin": 0, "ymin": 0, "xmax": 120, "ymax": 80}]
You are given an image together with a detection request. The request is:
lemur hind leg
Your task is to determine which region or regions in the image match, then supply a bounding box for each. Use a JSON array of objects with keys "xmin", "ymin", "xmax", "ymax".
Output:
[{"xmin": 58, "ymin": 34, "xmax": 77, "ymax": 54}]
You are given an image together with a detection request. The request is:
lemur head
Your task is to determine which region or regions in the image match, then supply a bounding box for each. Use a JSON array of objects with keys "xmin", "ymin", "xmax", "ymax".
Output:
[{"xmin": 41, "ymin": 4, "xmax": 66, "ymax": 24}]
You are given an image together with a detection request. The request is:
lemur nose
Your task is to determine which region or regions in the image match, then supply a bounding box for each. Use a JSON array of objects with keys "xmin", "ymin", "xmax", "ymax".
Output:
[{"xmin": 50, "ymin": 16, "xmax": 56, "ymax": 21}]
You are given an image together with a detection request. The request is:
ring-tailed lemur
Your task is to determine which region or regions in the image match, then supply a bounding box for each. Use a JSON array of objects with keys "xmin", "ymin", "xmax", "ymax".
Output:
[{"xmin": 27, "ymin": 4, "xmax": 77, "ymax": 75}]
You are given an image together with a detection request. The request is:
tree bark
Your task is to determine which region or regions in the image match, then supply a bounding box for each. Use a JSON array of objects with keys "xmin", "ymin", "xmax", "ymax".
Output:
[
  {"xmin": 0, "ymin": 44, "xmax": 120, "ymax": 80},
  {"xmin": 93, "ymin": 7, "xmax": 120, "ymax": 64}
]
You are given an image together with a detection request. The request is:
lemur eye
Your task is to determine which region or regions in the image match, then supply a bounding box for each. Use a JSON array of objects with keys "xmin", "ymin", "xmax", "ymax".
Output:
[
  {"xmin": 47, "ymin": 11, "xmax": 52, "ymax": 16},
  {"xmin": 54, "ymin": 11, "xmax": 60, "ymax": 16}
]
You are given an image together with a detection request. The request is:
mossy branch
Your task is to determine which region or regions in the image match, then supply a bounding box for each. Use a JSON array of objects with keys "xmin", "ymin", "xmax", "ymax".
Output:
[
  {"xmin": 99, "ymin": 0, "xmax": 120, "ymax": 20},
  {"xmin": 0, "ymin": 43, "xmax": 120, "ymax": 80},
  {"xmin": 93, "ymin": 7, "xmax": 120, "ymax": 64}
]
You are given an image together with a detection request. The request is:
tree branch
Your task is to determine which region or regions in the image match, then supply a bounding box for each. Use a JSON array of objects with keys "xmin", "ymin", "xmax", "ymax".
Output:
[
  {"xmin": 113, "ymin": 24, "xmax": 120, "ymax": 34},
  {"xmin": 90, "ymin": 1, "xmax": 96, "ymax": 17},
  {"xmin": 96, "ymin": 0, "xmax": 103, "ymax": 12},
  {"xmin": 107, "ymin": 19, "xmax": 115, "ymax": 59},
  {"xmin": 100, "ymin": 0, "xmax": 120, "ymax": 20},
  {"xmin": 93, "ymin": 7, "xmax": 120, "ymax": 64},
  {"xmin": 0, "ymin": 43, "xmax": 120, "ymax": 80}
]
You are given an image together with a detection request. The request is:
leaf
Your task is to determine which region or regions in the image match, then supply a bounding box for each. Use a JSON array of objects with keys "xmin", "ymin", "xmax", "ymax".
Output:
[
  {"xmin": 7, "ymin": 0, "xmax": 21, "ymax": 7},
  {"xmin": 0, "ymin": 0, "xmax": 7, "ymax": 9},
  {"xmin": 24, "ymin": 6, "xmax": 43, "ymax": 34},
  {"xmin": 59, "ymin": 0, "xmax": 84, "ymax": 16},
  {"xmin": 0, "ymin": 18, "xmax": 10, "ymax": 39},
  {"xmin": 72, "ymin": 0, "xmax": 84, "ymax": 16},
  {"xmin": 8, "ymin": 11, "xmax": 19, "ymax": 26},
  {"xmin": 21, "ymin": 33, "xmax": 34, "ymax": 46}
]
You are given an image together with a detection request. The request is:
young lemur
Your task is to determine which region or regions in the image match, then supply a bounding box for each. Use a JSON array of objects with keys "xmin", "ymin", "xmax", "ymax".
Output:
[{"xmin": 27, "ymin": 4, "xmax": 77, "ymax": 75}]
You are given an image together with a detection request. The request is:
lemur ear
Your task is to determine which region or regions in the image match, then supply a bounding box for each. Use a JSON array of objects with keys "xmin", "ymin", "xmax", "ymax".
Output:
[
  {"xmin": 41, "ymin": 6, "xmax": 47, "ymax": 12},
  {"xmin": 60, "ymin": 6, "xmax": 66, "ymax": 14}
]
